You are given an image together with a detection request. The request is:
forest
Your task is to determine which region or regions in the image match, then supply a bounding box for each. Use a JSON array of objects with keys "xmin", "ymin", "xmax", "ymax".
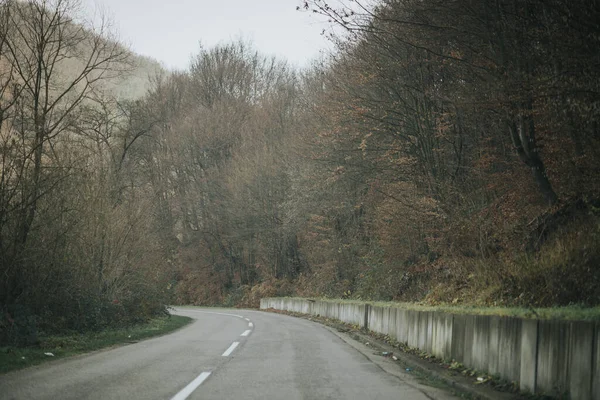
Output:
[{"xmin": 1, "ymin": 0, "xmax": 599, "ymax": 345}]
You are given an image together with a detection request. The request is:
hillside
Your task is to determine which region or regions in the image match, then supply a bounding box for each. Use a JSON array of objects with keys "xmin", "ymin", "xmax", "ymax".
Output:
[
  {"xmin": 1, "ymin": 0, "xmax": 599, "ymax": 347},
  {"xmin": 161, "ymin": 0, "xmax": 600, "ymax": 309},
  {"xmin": 103, "ymin": 53, "xmax": 164, "ymax": 100}
]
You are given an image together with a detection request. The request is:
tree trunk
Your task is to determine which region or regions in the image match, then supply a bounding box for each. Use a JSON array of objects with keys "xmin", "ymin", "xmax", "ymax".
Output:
[{"xmin": 509, "ymin": 103, "xmax": 558, "ymax": 205}]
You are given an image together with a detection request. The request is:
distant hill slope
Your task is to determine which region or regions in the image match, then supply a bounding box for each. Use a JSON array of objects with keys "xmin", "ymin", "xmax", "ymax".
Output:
[
  {"xmin": 1, "ymin": 0, "xmax": 165, "ymax": 101},
  {"xmin": 107, "ymin": 53, "xmax": 164, "ymax": 100}
]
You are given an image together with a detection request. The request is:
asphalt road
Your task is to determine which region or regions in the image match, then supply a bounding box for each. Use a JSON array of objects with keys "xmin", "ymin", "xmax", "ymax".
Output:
[{"xmin": 0, "ymin": 308, "xmax": 458, "ymax": 400}]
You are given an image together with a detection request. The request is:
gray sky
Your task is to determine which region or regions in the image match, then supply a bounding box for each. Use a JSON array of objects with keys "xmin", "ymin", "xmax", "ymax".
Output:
[{"xmin": 82, "ymin": 0, "xmax": 331, "ymax": 70}]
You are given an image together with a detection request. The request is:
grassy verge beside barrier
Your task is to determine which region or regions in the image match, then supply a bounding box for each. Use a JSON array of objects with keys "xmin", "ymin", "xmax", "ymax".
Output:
[
  {"xmin": 0, "ymin": 314, "xmax": 192, "ymax": 374},
  {"xmin": 279, "ymin": 297, "xmax": 600, "ymax": 321}
]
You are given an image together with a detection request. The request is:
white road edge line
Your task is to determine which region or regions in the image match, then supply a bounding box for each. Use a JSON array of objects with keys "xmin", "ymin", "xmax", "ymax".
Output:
[
  {"xmin": 170, "ymin": 372, "xmax": 211, "ymax": 400},
  {"xmin": 222, "ymin": 341, "xmax": 240, "ymax": 356},
  {"xmin": 248, "ymin": 322, "xmax": 253, "ymax": 328},
  {"xmin": 240, "ymin": 330, "xmax": 251, "ymax": 337}
]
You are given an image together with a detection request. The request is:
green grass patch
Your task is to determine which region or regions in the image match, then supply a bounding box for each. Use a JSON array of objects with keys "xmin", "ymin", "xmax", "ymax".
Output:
[
  {"xmin": 0, "ymin": 314, "xmax": 192, "ymax": 374},
  {"xmin": 275, "ymin": 297, "xmax": 600, "ymax": 321}
]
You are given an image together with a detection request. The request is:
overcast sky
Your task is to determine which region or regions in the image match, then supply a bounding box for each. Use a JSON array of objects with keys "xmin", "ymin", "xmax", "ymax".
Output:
[{"xmin": 81, "ymin": 0, "xmax": 331, "ymax": 70}]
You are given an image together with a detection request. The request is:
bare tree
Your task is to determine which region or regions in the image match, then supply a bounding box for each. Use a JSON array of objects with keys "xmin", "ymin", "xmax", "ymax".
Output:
[
  {"xmin": 0, "ymin": 0, "xmax": 133, "ymax": 340},
  {"xmin": 2, "ymin": 0, "xmax": 128, "ymax": 249}
]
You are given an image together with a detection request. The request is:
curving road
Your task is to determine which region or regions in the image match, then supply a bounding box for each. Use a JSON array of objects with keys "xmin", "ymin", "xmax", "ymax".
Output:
[{"xmin": 0, "ymin": 308, "xmax": 458, "ymax": 400}]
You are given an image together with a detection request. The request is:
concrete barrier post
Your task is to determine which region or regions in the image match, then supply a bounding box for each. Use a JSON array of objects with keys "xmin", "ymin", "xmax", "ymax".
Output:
[
  {"xmin": 431, "ymin": 313, "xmax": 451, "ymax": 359},
  {"xmin": 593, "ymin": 323, "xmax": 600, "ymax": 400},
  {"xmin": 471, "ymin": 315, "xmax": 490, "ymax": 373},
  {"xmin": 396, "ymin": 309, "xmax": 408, "ymax": 344},
  {"xmin": 568, "ymin": 321, "xmax": 594, "ymax": 400},
  {"xmin": 462, "ymin": 315, "xmax": 475, "ymax": 367},
  {"xmin": 407, "ymin": 310, "xmax": 419, "ymax": 348},
  {"xmin": 373, "ymin": 306, "xmax": 384, "ymax": 333},
  {"xmin": 535, "ymin": 320, "xmax": 570, "ymax": 397},
  {"xmin": 425, "ymin": 312, "xmax": 434, "ymax": 354},
  {"xmin": 497, "ymin": 317, "xmax": 522, "ymax": 384},
  {"xmin": 388, "ymin": 308, "xmax": 398, "ymax": 341},
  {"xmin": 417, "ymin": 312, "xmax": 429, "ymax": 351},
  {"xmin": 488, "ymin": 317, "xmax": 500, "ymax": 376},
  {"xmin": 443, "ymin": 314, "xmax": 453, "ymax": 360},
  {"xmin": 451, "ymin": 314, "xmax": 466, "ymax": 365},
  {"xmin": 519, "ymin": 319, "xmax": 539, "ymax": 394},
  {"xmin": 382, "ymin": 307, "xmax": 390, "ymax": 335}
]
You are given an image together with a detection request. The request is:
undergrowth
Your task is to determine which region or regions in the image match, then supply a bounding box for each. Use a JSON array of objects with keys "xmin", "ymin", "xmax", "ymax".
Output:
[
  {"xmin": 176, "ymin": 200, "xmax": 600, "ymax": 314},
  {"xmin": 0, "ymin": 314, "xmax": 192, "ymax": 374},
  {"xmin": 424, "ymin": 205, "xmax": 600, "ymax": 308}
]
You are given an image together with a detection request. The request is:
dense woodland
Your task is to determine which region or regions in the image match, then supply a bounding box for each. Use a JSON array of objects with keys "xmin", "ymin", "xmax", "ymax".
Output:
[{"xmin": 1, "ymin": 0, "xmax": 599, "ymax": 344}]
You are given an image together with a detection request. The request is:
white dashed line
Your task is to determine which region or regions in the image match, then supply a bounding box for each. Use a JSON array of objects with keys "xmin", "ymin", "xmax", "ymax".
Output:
[
  {"xmin": 240, "ymin": 330, "xmax": 251, "ymax": 337},
  {"xmin": 244, "ymin": 317, "xmax": 250, "ymax": 321},
  {"xmin": 222, "ymin": 342, "xmax": 239, "ymax": 357},
  {"xmin": 248, "ymin": 322, "xmax": 253, "ymax": 328},
  {"xmin": 171, "ymin": 372, "xmax": 211, "ymax": 400}
]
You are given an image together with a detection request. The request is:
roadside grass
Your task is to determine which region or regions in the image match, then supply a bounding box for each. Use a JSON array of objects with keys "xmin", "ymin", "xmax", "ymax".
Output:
[
  {"xmin": 277, "ymin": 297, "xmax": 600, "ymax": 321},
  {"xmin": 0, "ymin": 314, "xmax": 192, "ymax": 374}
]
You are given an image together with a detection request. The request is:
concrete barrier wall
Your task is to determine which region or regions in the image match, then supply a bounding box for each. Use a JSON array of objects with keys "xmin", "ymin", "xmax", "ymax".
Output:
[{"xmin": 260, "ymin": 297, "xmax": 598, "ymax": 400}]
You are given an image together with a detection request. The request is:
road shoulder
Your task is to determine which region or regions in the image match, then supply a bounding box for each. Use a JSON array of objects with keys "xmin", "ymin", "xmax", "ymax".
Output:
[{"xmin": 263, "ymin": 309, "xmax": 522, "ymax": 400}]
